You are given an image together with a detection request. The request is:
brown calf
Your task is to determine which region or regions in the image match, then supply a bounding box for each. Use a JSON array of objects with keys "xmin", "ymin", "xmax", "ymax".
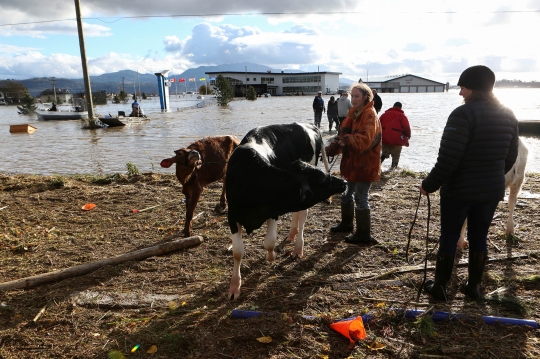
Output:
[{"xmin": 161, "ymin": 135, "xmax": 240, "ymax": 237}]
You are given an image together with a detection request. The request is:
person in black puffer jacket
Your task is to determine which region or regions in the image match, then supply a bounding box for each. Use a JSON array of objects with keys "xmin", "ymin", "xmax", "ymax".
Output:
[{"xmin": 419, "ymin": 65, "xmax": 519, "ymax": 301}]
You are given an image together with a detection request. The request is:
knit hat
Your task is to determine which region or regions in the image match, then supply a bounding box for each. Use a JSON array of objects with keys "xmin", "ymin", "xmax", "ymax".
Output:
[{"xmin": 457, "ymin": 65, "xmax": 495, "ymax": 92}]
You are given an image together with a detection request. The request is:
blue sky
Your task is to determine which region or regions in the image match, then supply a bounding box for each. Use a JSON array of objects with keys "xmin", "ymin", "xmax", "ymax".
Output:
[{"xmin": 0, "ymin": 0, "xmax": 539, "ymax": 84}]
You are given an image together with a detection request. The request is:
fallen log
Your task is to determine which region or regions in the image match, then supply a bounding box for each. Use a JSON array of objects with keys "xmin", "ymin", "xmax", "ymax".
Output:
[
  {"xmin": 0, "ymin": 235, "xmax": 203, "ymax": 292},
  {"xmin": 328, "ymin": 251, "xmax": 533, "ymax": 282}
]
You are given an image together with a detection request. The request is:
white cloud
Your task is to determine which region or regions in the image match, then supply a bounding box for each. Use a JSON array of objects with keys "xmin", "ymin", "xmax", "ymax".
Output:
[{"xmin": 0, "ymin": 0, "xmax": 539, "ymax": 82}]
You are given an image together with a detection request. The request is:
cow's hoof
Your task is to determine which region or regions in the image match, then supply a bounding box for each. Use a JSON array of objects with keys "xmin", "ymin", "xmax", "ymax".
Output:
[
  {"xmin": 214, "ymin": 204, "xmax": 226, "ymax": 213},
  {"xmin": 290, "ymin": 250, "xmax": 303, "ymax": 259},
  {"xmin": 456, "ymin": 238, "xmax": 468, "ymax": 250},
  {"xmin": 266, "ymin": 251, "xmax": 276, "ymax": 262},
  {"xmin": 228, "ymin": 289, "xmax": 241, "ymax": 301}
]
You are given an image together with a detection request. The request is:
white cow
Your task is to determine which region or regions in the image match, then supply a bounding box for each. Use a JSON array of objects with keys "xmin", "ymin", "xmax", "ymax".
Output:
[{"xmin": 457, "ymin": 138, "xmax": 528, "ymax": 249}]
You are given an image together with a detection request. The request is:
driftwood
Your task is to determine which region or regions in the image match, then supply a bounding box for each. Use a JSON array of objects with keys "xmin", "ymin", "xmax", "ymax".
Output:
[
  {"xmin": 328, "ymin": 252, "xmax": 533, "ymax": 283},
  {"xmin": 0, "ymin": 235, "xmax": 203, "ymax": 292}
]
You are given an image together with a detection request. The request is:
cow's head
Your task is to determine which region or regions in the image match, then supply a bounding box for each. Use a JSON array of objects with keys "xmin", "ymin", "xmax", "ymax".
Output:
[
  {"xmin": 160, "ymin": 149, "xmax": 202, "ymax": 169},
  {"xmin": 289, "ymin": 160, "xmax": 346, "ymax": 204},
  {"xmin": 160, "ymin": 148, "xmax": 203, "ymax": 184}
]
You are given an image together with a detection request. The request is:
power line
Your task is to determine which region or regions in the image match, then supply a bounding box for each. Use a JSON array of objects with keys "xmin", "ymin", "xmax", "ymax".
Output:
[{"xmin": 0, "ymin": 9, "xmax": 539, "ymax": 27}]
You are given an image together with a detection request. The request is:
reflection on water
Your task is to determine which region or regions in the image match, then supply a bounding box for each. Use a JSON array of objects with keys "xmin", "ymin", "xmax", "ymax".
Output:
[{"xmin": 0, "ymin": 89, "xmax": 539, "ymax": 175}]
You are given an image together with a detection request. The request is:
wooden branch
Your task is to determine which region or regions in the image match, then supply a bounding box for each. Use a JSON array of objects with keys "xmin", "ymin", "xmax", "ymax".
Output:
[
  {"xmin": 0, "ymin": 235, "xmax": 203, "ymax": 292},
  {"xmin": 328, "ymin": 252, "xmax": 533, "ymax": 282},
  {"xmin": 358, "ymin": 296, "xmax": 431, "ymax": 307}
]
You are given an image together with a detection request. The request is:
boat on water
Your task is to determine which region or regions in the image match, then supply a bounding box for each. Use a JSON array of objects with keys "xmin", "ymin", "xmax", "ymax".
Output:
[
  {"xmin": 518, "ymin": 120, "xmax": 540, "ymax": 134},
  {"xmin": 36, "ymin": 109, "xmax": 89, "ymax": 121},
  {"xmin": 35, "ymin": 102, "xmax": 89, "ymax": 121},
  {"xmin": 98, "ymin": 114, "xmax": 150, "ymax": 127}
]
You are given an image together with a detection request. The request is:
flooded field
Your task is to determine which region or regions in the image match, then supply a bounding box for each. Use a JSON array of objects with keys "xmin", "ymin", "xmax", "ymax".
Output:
[{"xmin": 1, "ymin": 89, "xmax": 539, "ymax": 175}]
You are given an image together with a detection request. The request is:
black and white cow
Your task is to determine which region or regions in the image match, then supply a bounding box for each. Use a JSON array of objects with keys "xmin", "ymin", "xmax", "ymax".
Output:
[{"xmin": 225, "ymin": 123, "xmax": 347, "ymax": 300}]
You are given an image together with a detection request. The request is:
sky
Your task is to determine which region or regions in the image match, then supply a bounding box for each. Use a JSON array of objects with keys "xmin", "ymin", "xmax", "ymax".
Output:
[{"xmin": 0, "ymin": 0, "xmax": 539, "ymax": 85}]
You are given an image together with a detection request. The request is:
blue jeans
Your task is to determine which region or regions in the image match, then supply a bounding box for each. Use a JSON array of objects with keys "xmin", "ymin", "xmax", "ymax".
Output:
[
  {"xmin": 439, "ymin": 197, "xmax": 500, "ymax": 254},
  {"xmin": 341, "ymin": 182, "xmax": 372, "ymax": 210}
]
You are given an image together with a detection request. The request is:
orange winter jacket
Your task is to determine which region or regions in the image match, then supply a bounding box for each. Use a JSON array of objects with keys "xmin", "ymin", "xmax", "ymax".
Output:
[{"xmin": 337, "ymin": 101, "xmax": 382, "ymax": 182}]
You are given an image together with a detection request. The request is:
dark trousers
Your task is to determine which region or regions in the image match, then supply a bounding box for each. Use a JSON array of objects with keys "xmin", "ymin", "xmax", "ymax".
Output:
[
  {"xmin": 439, "ymin": 197, "xmax": 500, "ymax": 254},
  {"xmin": 337, "ymin": 116, "xmax": 346, "ymax": 134}
]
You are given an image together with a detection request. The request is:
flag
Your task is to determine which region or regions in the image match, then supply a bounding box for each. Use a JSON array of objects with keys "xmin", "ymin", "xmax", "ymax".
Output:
[
  {"xmin": 199, "ymin": 77, "xmax": 206, "ymax": 81},
  {"xmin": 169, "ymin": 78, "xmax": 175, "ymax": 83},
  {"xmin": 189, "ymin": 78, "xmax": 196, "ymax": 82},
  {"xmin": 209, "ymin": 77, "xmax": 216, "ymax": 81},
  {"xmin": 179, "ymin": 78, "xmax": 186, "ymax": 82}
]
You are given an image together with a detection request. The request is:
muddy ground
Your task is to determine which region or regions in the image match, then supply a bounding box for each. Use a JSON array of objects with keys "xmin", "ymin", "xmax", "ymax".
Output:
[{"xmin": 1, "ymin": 169, "xmax": 540, "ymax": 359}]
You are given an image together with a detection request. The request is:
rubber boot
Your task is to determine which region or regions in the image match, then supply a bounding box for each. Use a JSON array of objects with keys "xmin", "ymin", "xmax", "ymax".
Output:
[
  {"xmin": 424, "ymin": 252, "xmax": 456, "ymax": 301},
  {"xmin": 331, "ymin": 202, "xmax": 354, "ymax": 233},
  {"xmin": 391, "ymin": 162, "xmax": 398, "ymax": 169},
  {"xmin": 345, "ymin": 209, "xmax": 378, "ymax": 245},
  {"xmin": 381, "ymin": 155, "xmax": 389, "ymax": 163},
  {"xmin": 463, "ymin": 251, "xmax": 488, "ymax": 300}
]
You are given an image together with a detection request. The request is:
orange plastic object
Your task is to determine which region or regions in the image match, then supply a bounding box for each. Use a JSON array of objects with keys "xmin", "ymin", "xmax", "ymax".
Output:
[
  {"xmin": 81, "ymin": 203, "xmax": 96, "ymax": 211},
  {"xmin": 330, "ymin": 316, "xmax": 367, "ymax": 342}
]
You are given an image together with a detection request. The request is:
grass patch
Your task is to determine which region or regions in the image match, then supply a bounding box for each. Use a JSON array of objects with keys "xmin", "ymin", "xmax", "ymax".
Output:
[{"xmin": 415, "ymin": 315, "xmax": 435, "ymax": 336}]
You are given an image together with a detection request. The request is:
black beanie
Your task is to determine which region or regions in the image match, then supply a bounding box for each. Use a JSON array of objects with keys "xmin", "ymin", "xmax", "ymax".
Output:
[{"xmin": 457, "ymin": 65, "xmax": 495, "ymax": 92}]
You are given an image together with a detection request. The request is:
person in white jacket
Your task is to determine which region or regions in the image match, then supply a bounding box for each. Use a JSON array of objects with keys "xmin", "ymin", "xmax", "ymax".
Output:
[{"xmin": 336, "ymin": 92, "xmax": 352, "ymax": 135}]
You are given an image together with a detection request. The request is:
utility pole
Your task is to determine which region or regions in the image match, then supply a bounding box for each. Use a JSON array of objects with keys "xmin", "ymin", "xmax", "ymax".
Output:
[
  {"xmin": 74, "ymin": 0, "xmax": 95, "ymax": 120},
  {"xmin": 245, "ymin": 66, "xmax": 247, "ymax": 96},
  {"xmin": 317, "ymin": 66, "xmax": 320, "ymax": 93},
  {"xmin": 50, "ymin": 77, "xmax": 57, "ymax": 103},
  {"xmin": 121, "ymin": 77, "xmax": 125, "ymax": 92}
]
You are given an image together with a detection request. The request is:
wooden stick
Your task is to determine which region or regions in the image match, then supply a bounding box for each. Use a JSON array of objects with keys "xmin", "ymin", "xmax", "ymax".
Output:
[
  {"xmin": 0, "ymin": 235, "xmax": 203, "ymax": 291},
  {"xmin": 358, "ymin": 296, "xmax": 431, "ymax": 307},
  {"xmin": 33, "ymin": 307, "xmax": 46, "ymax": 322},
  {"xmin": 328, "ymin": 252, "xmax": 533, "ymax": 282}
]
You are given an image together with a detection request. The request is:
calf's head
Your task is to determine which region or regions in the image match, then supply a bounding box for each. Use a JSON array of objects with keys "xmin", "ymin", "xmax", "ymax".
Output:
[{"xmin": 160, "ymin": 148, "xmax": 203, "ymax": 184}]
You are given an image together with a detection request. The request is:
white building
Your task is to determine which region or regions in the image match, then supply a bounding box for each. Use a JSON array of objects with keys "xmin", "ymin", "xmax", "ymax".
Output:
[
  {"xmin": 205, "ymin": 71, "xmax": 341, "ymax": 96},
  {"xmin": 361, "ymin": 74, "xmax": 448, "ymax": 93}
]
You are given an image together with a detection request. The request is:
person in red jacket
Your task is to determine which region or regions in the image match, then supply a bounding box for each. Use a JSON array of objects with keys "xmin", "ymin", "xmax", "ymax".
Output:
[{"xmin": 379, "ymin": 102, "xmax": 411, "ymax": 169}]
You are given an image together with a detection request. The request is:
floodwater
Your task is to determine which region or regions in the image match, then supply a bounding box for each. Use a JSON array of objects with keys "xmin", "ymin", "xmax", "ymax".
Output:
[{"xmin": 1, "ymin": 89, "xmax": 539, "ymax": 176}]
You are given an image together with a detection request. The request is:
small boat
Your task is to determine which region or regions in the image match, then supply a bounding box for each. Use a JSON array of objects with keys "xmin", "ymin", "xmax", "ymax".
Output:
[
  {"xmin": 10, "ymin": 124, "xmax": 37, "ymax": 133},
  {"xmin": 518, "ymin": 120, "xmax": 540, "ymax": 134},
  {"xmin": 98, "ymin": 115, "xmax": 150, "ymax": 127},
  {"xmin": 36, "ymin": 110, "xmax": 89, "ymax": 121}
]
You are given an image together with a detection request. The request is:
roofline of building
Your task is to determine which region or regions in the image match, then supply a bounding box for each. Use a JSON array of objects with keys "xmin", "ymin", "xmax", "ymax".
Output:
[
  {"xmin": 365, "ymin": 74, "xmax": 445, "ymax": 85},
  {"xmin": 204, "ymin": 71, "xmax": 342, "ymax": 75}
]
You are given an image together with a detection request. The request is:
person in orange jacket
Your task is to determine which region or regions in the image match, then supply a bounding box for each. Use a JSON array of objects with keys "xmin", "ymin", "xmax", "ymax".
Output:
[
  {"xmin": 380, "ymin": 102, "xmax": 411, "ymax": 169},
  {"xmin": 326, "ymin": 82, "xmax": 382, "ymax": 244}
]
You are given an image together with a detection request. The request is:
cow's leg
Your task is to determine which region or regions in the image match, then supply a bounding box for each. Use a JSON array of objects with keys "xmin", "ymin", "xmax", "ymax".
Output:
[
  {"xmin": 292, "ymin": 210, "xmax": 308, "ymax": 258},
  {"xmin": 229, "ymin": 223, "xmax": 244, "ymax": 301},
  {"xmin": 457, "ymin": 219, "xmax": 468, "ymax": 249},
  {"xmin": 506, "ymin": 184, "xmax": 519, "ymax": 234},
  {"xmin": 264, "ymin": 219, "xmax": 277, "ymax": 262},
  {"xmin": 215, "ymin": 179, "xmax": 227, "ymax": 213},
  {"xmin": 182, "ymin": 186, "xmax": 202, "ymax": 237},
  {"xmin": 286, "ymin": 212, "xmax": 299, "ymax": 241}
]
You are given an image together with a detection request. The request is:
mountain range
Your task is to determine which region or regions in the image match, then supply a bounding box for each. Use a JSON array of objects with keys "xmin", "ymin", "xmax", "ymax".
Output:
[{"xmin": 19, "ymin": 62, "xmax": 355, "ymax": 96}]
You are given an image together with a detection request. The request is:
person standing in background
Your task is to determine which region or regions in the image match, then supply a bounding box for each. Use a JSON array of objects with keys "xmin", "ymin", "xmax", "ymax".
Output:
[
  {"xmin": 336, "ymin": 91, "xmax": 352, "ymax": 135},
  {"xmin": 312, "ymin": 91, "xmax": 325, "ymax": 128},
  {"xmin": 327, "ymin": 96, "xmax": 339, "ymax": 131},
  {"xmin": 372, "ymin": 89, "xmax": 383, "ymax": 114},
  {"xmin": 380, "ymin": 102, "xmax": 411, "ymax": 169}
]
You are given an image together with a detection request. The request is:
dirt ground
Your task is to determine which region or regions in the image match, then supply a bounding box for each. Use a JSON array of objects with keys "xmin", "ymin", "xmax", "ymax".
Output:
[{"xmin": 1, "ymin": 169, "xmax": 540, "ymax": 359}]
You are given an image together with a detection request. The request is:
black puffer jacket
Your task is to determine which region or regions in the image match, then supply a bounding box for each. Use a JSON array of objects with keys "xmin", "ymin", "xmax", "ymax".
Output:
[{"xmin": 422, "ymin": 100, "xmax": 518, "ymax": 202}]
